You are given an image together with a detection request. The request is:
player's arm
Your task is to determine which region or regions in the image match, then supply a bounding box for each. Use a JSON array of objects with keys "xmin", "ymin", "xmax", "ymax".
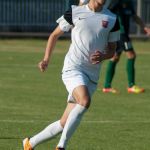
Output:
[
  {"xmin": 132, "ymin": 15, "xmax": 150, "ymax": 36},
  {"xmin": 38, "ymin": 9, "xmax": 73, "ymax": 72},
  {"xmin": 129, "ymin": 0, "xmax": 150, "ymax": 36},
  {"xmin": 38, "ymin": 27, "xmax": 64, "ymax": 72},
  {"xmin": 90, "ymin": 42, "xmax": 117, "ymax": 64}
]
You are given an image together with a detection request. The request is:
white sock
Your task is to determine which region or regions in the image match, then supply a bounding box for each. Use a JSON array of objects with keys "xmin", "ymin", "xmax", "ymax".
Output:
[
  {"xmin": 29, "ymin": 120, "xmax": 63, "ymax": 148},
  {"xmin": 57, "ymin": 104, "xmax": 87, "ymax": 148}
]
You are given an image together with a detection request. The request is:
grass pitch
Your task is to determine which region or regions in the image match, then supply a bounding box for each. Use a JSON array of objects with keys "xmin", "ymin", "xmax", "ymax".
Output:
[{"xmin": 0, "ymin": 39, "xmax": 150, "ymax": 150}]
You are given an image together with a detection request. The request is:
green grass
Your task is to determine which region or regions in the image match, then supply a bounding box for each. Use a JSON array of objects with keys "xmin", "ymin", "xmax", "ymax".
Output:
[{"xmin": 0, "ymin": 39, "xmax": 150, "ymax": 150}]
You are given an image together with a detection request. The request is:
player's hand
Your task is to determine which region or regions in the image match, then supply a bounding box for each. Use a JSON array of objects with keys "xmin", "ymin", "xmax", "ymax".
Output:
[
  {"xmin": 144, "ymin": 27, "xmax": 150, "ymax": 36},
  {"xmin": 38, "ymin": 60, "xmax": 48, "ymax": 72},
  {"xmin": 90, "ymin": 50, "xmax": 104, "ymax": 64}
]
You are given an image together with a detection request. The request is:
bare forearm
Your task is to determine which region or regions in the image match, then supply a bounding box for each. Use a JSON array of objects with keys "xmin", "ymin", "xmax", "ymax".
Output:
[
  {"xmin": 133, "ymin": 15, "xmax": 150, "ymax": 35},
  {"xmin": 90, "ymin": 43, "xmax": 116, "ymax": 64},
  {"xmin": 43, "ymin": 26, "xmax": 64, "ymax": 62},
  {"xmin": 43, "ymin": 34, "xmax": 58, "ymax": 62},
  {"xmin": 133, "ymin": 15, "xmax": 145, "ymax": 29},
  {"xmin": 38, "ymin": 26, "xmax": 64, "ymax": 72}
]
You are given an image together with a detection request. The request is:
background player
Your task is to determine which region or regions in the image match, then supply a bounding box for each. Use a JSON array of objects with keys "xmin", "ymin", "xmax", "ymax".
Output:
[{"xmin": 102, "ymin": 0, "xmax": 150, "ymax": 94}]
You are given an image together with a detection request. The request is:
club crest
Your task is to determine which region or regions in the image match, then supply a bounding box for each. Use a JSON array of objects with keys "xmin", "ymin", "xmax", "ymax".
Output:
[{"xmin": 102, "ymin": 20, "xmax": 109, "ymax": 28}]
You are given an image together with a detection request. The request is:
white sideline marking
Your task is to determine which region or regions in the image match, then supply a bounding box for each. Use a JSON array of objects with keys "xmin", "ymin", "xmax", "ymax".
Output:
[{"xmin": 0, "ymin": 119, "xmax": 150, "ymax": 124}]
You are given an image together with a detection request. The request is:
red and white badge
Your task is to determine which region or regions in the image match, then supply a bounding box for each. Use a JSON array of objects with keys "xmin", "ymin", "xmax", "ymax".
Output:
[{"xmin": 102, "ymin": 20, "xmax": 109, "ymax": 28}]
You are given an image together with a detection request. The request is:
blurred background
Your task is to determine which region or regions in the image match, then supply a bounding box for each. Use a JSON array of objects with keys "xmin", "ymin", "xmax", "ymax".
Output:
[{"xmin": 0, "ymin": 0, "xmax": 149, "ymax": 38}]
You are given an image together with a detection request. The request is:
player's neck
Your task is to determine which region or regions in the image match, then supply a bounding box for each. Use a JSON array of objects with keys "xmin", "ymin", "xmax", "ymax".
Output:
[{"xmin": 88, "ymin": 1, "xmax": 103, "ymax": 12}]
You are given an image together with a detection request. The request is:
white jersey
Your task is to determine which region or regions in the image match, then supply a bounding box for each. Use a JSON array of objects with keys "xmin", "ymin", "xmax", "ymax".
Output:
[{"xmin": 57, "ymin": 5, "xmax": 120, "ymax": 83}]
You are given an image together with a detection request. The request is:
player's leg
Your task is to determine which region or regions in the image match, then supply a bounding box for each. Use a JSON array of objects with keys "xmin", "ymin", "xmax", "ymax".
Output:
[
  {"xmin": 60, "ymin": 102, "xmax": 76, "ymax": 127},
  {"xmin": 23, "ymin": 119, "xmax": 63, "ymax": 150},
  {"xmin": 23, "ymin": 103, "xmax": 76, "ymax": 150},
  {"xmin": 125, "ymin": 50, "xmax": 136, "ymax": 88},
  {"xmin": 104, "ymin": 57, "xmax": 118, "ymax": 89},
  {"xmin": 56, "ymin": 70, "xmax": 97, "ymax": 149},
  {"xmin": 103, "ymin": 41, "xmax": 122, "ymax": 93},
  {"xmin": 125, "ymin": 47, "xmax": 145, "ymax": 93},
  {"xmin": 57, "ymin": 85, "xmax": 90, "ymax": 149},
  {"xmin": 23, "ymin": 121, "xmax": 63, "ymax": 150}
]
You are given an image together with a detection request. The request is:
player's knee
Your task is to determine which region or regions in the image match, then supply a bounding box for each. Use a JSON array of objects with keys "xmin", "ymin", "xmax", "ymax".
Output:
[
  {"xmin": 126, "ymin": 51, "xmax": 136, "ymax": 59},
  {"xmin": 132, "ymin": 52, "xmax": 136, "ymax": 59},
  {"xmin": 78, "ymin": 96, "xmax": 91, "ymax": 109},
  {"xmin": 111, "ymin": 55, "xmax": 120, "ymax": 62},
  {"xmin": 128, "ymin": 54, "xmax": 135, "ymax": 59}
]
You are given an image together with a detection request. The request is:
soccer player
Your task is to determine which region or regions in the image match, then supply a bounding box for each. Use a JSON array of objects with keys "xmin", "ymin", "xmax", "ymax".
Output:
[
  {"xmin": 23, "ymin": 0, "xmax": 120, "ymax": 150},
  {"xmin": 102, "ymin": 0, "xmax": 150, "ymax": 94}
]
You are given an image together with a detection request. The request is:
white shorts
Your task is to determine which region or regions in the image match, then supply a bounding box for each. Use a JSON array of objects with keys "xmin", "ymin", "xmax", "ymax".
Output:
[{"xmin": 62, "ymin": 70, "xmax": 98, "ymax": 103}]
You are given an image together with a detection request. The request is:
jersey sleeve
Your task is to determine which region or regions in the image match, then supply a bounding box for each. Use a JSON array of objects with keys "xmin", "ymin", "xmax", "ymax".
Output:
[
  {"xmin": 56, "ymin": 9, "xmax": 73, "ymax": 32},
  {"xmin": 108, "ymin": 18, "xmax": 120, "ymax": 42}
]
